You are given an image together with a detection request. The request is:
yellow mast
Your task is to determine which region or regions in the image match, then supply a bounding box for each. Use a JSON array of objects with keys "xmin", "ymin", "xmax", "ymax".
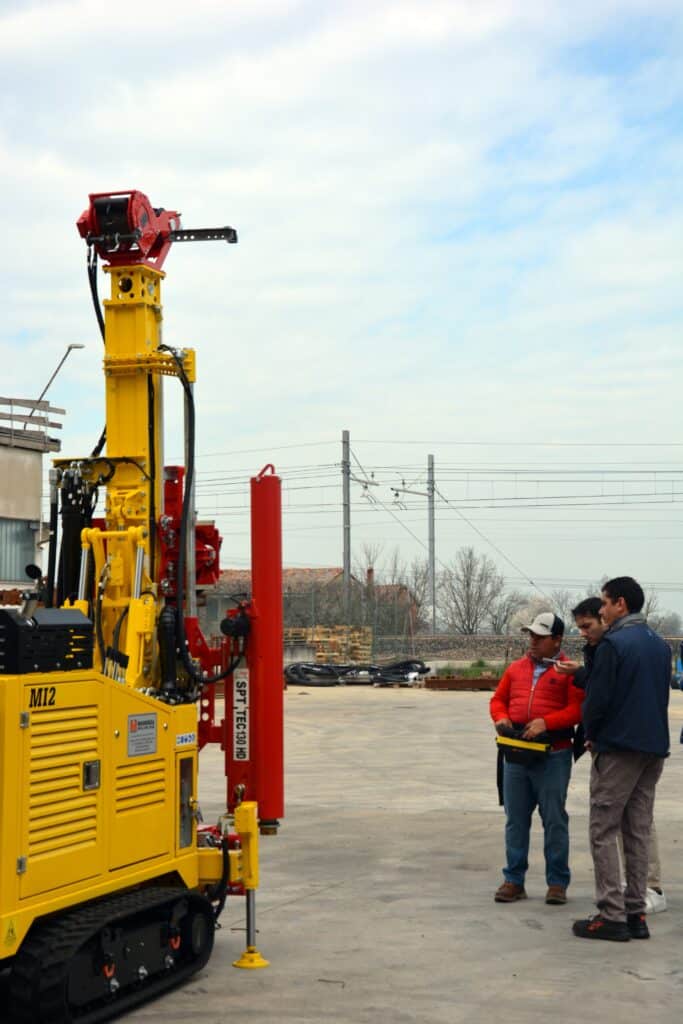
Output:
[{"xmin": 70, "ymin": 264, "xmax": 195, "ymax": 688}]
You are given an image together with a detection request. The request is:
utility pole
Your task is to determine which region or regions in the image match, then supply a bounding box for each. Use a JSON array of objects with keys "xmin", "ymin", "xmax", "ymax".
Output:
[
  {"xmin": 343, "ymin": 435, "xmax": 380, "ymax": 636},
  {"xmin": 390, "ymin": 455, "xmax": 437, "ymax": 633},
  {"xmin": 342, "ymin": 429, "xmax": 351, "ymax": 626},
  {"xmin": 428, "ymin": 454, "xmax": 436, "ymax": 634}
]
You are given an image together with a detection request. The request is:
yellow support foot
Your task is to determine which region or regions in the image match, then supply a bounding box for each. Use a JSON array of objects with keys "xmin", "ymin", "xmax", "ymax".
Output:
[{"xmin": 233, "ymin": 946, "xmax": 270, "ymax": 969}]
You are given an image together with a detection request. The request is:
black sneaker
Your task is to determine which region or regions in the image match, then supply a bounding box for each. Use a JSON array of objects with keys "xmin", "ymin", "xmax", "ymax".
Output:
[
  {"xmin": 572, "ymin": 915, "xmax": 630, "ymax": 942},
  {"xmin": 627, "ymin": 913, "xmax": 650, "ymax": 939}
]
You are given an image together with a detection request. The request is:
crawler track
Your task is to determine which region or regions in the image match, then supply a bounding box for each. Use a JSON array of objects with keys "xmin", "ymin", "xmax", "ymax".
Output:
[{"xmin": 10, "ymin": 886, "xmax": 215, "ymax": 1024}]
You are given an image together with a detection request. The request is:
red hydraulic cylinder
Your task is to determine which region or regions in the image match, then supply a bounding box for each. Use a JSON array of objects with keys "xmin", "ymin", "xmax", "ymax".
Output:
[{"xmin": 225, "ymin": 464, "xmax": 284, "ymax": 830}]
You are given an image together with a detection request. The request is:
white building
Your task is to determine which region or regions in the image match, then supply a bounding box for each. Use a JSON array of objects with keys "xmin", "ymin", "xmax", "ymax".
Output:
[{"xmin": 0, "ymin": 398, "xmax": 62, "ymax": 589}]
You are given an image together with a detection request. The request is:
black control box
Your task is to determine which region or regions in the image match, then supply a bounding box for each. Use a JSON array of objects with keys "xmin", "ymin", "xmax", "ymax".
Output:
[{"xmin": 0, "ymin": 608, "xmax": 94, "ymax": 674}]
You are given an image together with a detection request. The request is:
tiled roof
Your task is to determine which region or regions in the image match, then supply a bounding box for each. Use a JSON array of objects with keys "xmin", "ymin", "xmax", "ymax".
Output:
[
  {"xmin": 217, "ymin": 567, "xmax": 349, "ymax": 594},
  {"xmin": 215, "ymin": 570, "xmax": 253, "ymax": 595},
  {"xmin": 215, "ymin": 569, "xmax": 416, "ymax": 605}
]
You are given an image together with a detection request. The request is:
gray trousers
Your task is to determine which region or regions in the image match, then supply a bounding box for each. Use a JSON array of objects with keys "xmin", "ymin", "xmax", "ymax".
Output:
[
  {"xmin": 589, "ymin": 750, "xmax": 664, "ymax": 921},
  {"xmin": 616, "ymin": 820, "xmax": 661, "ymax": 889}
]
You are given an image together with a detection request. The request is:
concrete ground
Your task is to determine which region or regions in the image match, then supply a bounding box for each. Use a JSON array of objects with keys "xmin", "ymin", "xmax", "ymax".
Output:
[{"xmin": 130, "ymin": 685, "xmax": 683, "ymax": 1024}]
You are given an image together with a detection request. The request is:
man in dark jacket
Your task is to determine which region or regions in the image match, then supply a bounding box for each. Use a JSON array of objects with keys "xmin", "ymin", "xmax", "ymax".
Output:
[
  {"xmin": 572, "ymin": 576, "xmax": 671, "ymax": 942},
  {"xmin": 558, "ymin": 596, "xmax": 667, "ymax": 913}
]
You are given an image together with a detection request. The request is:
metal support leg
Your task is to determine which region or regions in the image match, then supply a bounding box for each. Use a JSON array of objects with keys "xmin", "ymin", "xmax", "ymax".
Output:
[
  {"xmin": 233, "ymin": 890, "xmax": 269, "ymax": 969},
  {"xmin": 246, "ymin": 890, "xmax": 257, "ymax": 948}
]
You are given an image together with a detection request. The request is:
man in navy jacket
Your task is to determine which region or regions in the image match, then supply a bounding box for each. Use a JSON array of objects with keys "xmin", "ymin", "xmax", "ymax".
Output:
[{"xmin": 573, "ymin": 576, "xmax": 671, "ymax": 942}]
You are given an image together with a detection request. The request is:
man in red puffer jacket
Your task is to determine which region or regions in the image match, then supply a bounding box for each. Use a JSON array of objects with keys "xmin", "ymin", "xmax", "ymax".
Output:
[{"xmin": 490, "ymin": 612, "xmax": 583, "ymax": 906}]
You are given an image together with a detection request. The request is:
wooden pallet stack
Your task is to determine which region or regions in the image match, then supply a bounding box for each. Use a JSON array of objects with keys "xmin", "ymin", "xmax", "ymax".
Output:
[
  {"xmin": 313, "ymin": 626, "xmax": 373, "ymax": 662},
  {"xmin": 283, "ymin": 626, "xmax": 373, "ymax": 662},
  {"xmin": 283, "ymin": 628, "xmax": 309, "ymax": 646}
]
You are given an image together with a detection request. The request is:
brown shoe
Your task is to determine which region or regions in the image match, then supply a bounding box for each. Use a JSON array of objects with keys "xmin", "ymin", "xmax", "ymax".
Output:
[
  {"xmin": 545, "ymin": 885, "xmax": 567, "ymax": 905},
  {"xmin": 494, "ymin": 882, "xmax": 527, "ymax": 903}
]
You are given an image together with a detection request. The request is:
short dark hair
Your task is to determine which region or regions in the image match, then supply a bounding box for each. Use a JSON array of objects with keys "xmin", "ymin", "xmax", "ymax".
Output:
[
  {"xmin": 572, "ymin": 597, "xmax": 602, "ymax": 620},
  {"xmin": 601, "ymin": 576, "xmax": 645, "ymax": 614}
]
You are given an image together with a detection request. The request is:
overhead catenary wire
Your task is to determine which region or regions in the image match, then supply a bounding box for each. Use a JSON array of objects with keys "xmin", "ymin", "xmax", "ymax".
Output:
[
  {"xmin": 430, "ymin": 484, "xmax": 549, "ymax": 599},
  {"xmin": 348, "ymin": 445, "xmax": 549, "ymax": 606},
  {"xmin": 351, "ymin": 445, "xmax": 547, "ymax": 600},
  {"xmin": 97, "ymin": 436, "xmax": 682, "ymax": 615},
  {"xmin": 177, "ymin": 440, "xmax": 339, "ymax": 459},
  {"xmin": 350, "ymin": 447, "xmax": 435, "ymax": 561},
  {"xmin": 352, "ymin": 439, "xmax": 683, "ymax": 448}
]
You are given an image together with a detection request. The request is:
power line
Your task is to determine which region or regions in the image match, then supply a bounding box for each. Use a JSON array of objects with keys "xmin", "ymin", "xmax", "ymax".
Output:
[
  {"xmin": 175, "ymin": 440, "xmax": 337, "ymax": 459},
  {"xmin": 350, "ymin": 445, "xmax": 550, "ymax": 603},
  {"xmin": 434, "ymin": 486, "xmax": 548, "ymax": 599},
  {"xmin": 350, "ymin": 446, "xmax": 436, "ymax": 561},
  {"xmin": 353, "ymin": 439, "xmax": 683, "ymax": 448},
  {"xmin": 433, "ymin": 497, "xmax": 683, "ymax": 510}
]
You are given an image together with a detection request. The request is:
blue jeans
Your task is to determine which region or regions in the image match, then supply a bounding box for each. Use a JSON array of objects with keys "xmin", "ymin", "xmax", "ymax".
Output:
[{"xmin": 503, "ymin": 749, "xmax": 572, "ymax": 888}]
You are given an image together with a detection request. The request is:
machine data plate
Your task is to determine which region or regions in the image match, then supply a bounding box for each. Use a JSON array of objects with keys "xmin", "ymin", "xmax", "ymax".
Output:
[{"xmin": 127, "ymin": 713, "xmax": 158, "ymax": 756}]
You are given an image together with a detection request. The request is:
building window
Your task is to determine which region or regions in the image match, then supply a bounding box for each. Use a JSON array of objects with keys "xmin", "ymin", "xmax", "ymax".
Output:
[{"xmin": 0, "ymin": 518, "xmax": 37, "ymax": 584}]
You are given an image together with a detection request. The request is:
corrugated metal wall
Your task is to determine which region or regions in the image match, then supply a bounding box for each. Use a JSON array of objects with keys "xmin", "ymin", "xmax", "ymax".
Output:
[{"xmin": 0, "ymin": 518, "xmax": 37, "ymax": 584}]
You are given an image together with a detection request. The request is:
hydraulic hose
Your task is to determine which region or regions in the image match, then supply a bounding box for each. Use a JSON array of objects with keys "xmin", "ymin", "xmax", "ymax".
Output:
[
  {"xmin": 147, "ymin": 375, "xmax": 157, "ymax": 579},
  {"xmin": 158, "ymin": 345, "xmax": 241, "ymax": 687},
  {"xmin": 209, "ymin": 836, "xmax": 231, "ymax": 921},
  {"xmin": 86, "ymin": 245, "xmax": 107, "ymax": 457}
]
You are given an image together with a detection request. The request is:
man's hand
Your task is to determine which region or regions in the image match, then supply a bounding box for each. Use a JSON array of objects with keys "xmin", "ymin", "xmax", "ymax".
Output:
[
  {"xmin": 495, "ymin": 718, "xmax": 513, "ymax": 735},
  {"xmin": 555, "ymin": 660, "xmax": 580, "ymax": 675},
  {"xmin": 522, "ymin": 718, "xmax": 547, "ymax": 740}
]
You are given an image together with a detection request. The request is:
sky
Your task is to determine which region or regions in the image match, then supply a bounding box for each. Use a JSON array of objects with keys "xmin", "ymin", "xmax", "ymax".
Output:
[{"xmin": 2, "ymin": 0, "xmax": 683, "ymax": 614}]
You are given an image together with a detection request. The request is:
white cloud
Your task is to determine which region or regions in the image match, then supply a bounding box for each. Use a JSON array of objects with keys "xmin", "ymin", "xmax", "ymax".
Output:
[{"xmin": 3, "ymin": 0, "xmax": 683, "ymax": 607}]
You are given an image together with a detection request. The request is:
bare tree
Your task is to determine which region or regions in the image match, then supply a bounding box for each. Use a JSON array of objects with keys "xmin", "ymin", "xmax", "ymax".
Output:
[
  {"xmin": 550, "ymin": 589, "xmax": 576, "ymax": 630},
  {"xmin": 403, "ymin": 557, "xmax": 431, "ymax": 633},
  {"xmin": 585, "ymin": 577, "xmax": 609, "ymax": 599},
  {"xmin": 510, "ymin": 595, "xmax": 553, "ymax": 632},
  {"xmin": 656, "ymin": 610, "xmax": 682, "ymax": 635},
  {"xmin": 488, "ymin": 590, "xmax": 528, "ymax": 635},
  {"xmin": 382, "ymin": 546, "xmax": 407, "ymax": 586},
  {"xmin": 638, "ymin": 591, "xmax": 682, "ymax": 635},
  {"xmin": 643, "ymin": 590, "xmax": 660, "ymax": 625},
  {"xmin": 350, "ymin": 544, "xmax": 428, "ymax": 638},
  {"xmin": 353, "ymin": 541, "xmax": 384, "ymax": 582},
  {"xmin": 439, "ymin": 546, "xmax": 504, "ymax": 634}
]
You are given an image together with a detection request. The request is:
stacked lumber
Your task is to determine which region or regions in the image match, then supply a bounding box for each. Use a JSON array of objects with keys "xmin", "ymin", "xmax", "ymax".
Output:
[
  {"xmin": 283, "ymin": 628, "xmax": 308, "ymax": 646},
  {"xmin": 283, "ymin": 626, "xmax": 373, "ymax": 662}
]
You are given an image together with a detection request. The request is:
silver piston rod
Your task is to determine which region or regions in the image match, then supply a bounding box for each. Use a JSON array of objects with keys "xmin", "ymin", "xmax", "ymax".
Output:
[{"xmin": 77, "ymin": 546, "xmax": 88, "ymax": 602}]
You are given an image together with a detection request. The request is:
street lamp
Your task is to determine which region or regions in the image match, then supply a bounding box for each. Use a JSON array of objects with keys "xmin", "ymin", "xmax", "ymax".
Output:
[
  {"xmin": 24, "ymin": 343, "xmax": 85, "ymax": 428},
  {"xmin": 35, "ymin": 343, "xmax": 85, "ymax": 405}
]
